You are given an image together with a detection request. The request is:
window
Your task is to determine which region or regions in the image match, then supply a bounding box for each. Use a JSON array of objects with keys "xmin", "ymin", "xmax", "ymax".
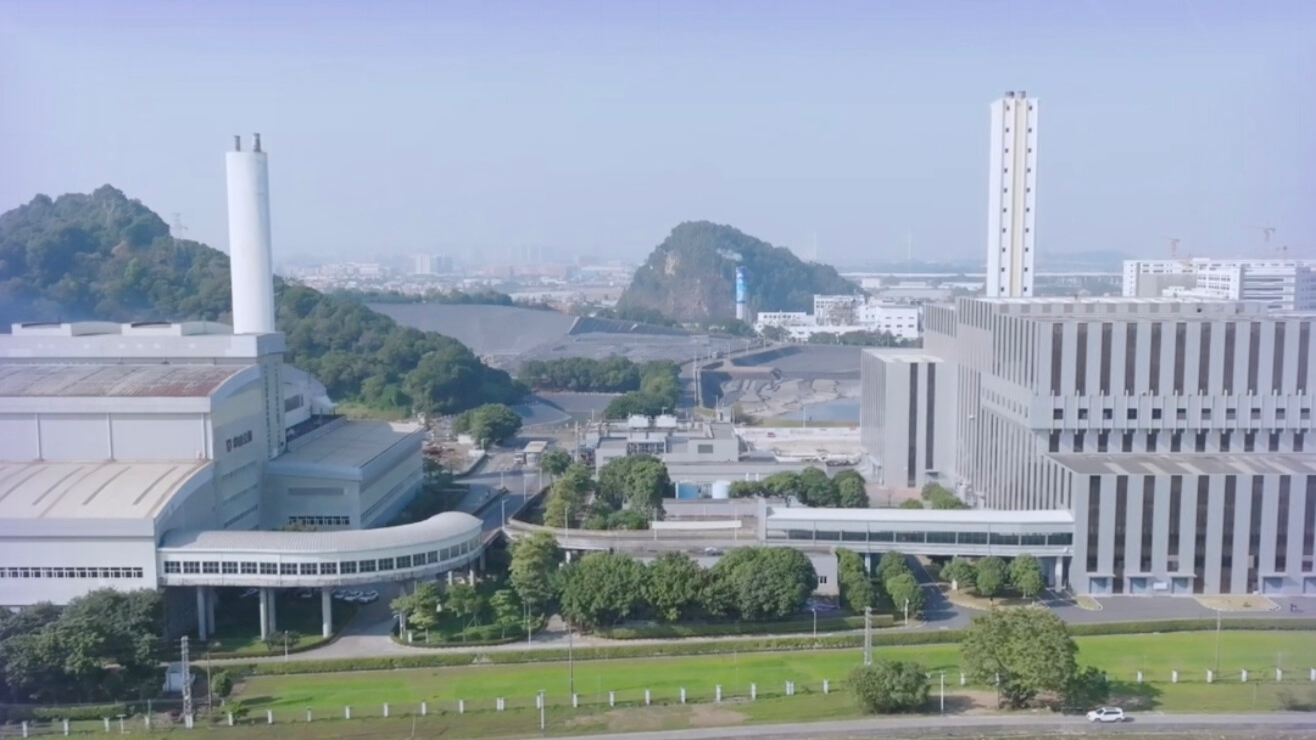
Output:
[
  {"xmin": 359, "ymin": 560, "xmax": 377, "ymax": 573},
  {"xmin": 1152, "ymin": 408, "xmax": 1162, "ymax": 420},
  {"xmin": 1277, "ymin": 408, "xmax": 1287, "ymax": 420},
  {"xmin": 241, "ymin": 562, "xmax": 257, "ymax": 575},
  {"xmin": 1078, "ymin": 409, "xmax": 1089, "ymax": 420},
  {"xmin": 222, "ymin": 562, "xmax": 238, "ymax": 575},
  {"xmin": 280, "ymin": 563, "xmax": 297, "ymax": 575},
  {"xmin": 202, "ymin": 562, "xmax": 219, "ymax": 574},
  {"xmin": 440, "ymin": 548, "xmax": 450, "ymax": 561},
  {"xmin": 340, "ymin": 560, "xmax": 357, "ymax": 574},
  {"xmin": 817, "ymin": 575, "xmax": 828, "ymax": 585},
  {"xmin": 1227, "ymin": 408, "xmax": 1237, "ymax": 421},
  {"xmin": 300, "ymin": 563, "xmax": 318, "ymax": 575},
  {"xmin": 1053, "ymin": 409, "xmax": 1064, "ymax": 420},
  {"xmin": 1176, "ymin": 409, "xmax": 1187, "ymax": 421},
  {"xmin": 1251, "ymin": 408, "xmax": 1261, "ymax": 420},
  {"xmin": 1102, "ymin": 408, "xmax": 1113, "ymax": 420},
  {"xmin": 320, "ymin": 562, "xmax": 337, "ymax": 575},
  {"xmin": 164, "ymin": 562, "xmax": 181, "ymax": 574},
  {"xmin": 697, "ymin": 444, "xmax": 714, "ymax": 454},
  {"xmin": 260, "ymin": 562, "xmax": 277, "ymax": 575},
  {"xmin": 1202, "ymin": 408, "xmax": 1212, "ymax": 420},
  {"xmin": 378, "ymin": 558, "xmax": 395, "ymax": 571},
  {"xmin": 183, "ymin": 562, "xmax": 200, "ymax": 574},
  {"xmin": 427, "ymin": 551, "xmax": 439, "ymax": 564},
  {"xmin": 396, "ymin": 555, "xmax": 412, "ymax": 569}
]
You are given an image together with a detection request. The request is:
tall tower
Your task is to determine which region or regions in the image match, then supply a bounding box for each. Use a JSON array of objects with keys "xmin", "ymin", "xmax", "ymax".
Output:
[
  {"xmin": 734, "ymin": 266, "xmax": 748, "ymax": 321},
  {"xmin": 985, "ymin": 91, "xmax": 1039, "ymax": 298},
  {"xmin": 226, "ymin": 134, "xmax": 278, "ymax": 334}
]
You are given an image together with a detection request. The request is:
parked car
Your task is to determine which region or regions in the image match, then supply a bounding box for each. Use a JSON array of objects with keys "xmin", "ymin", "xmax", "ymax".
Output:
[
  {"xmin": 703, "ymin": 547, "xmax": 722, "ymax": 556},
  {"xmin": 1086, "ymin": 707, "xmax": 1126, "ymax": 723},
  {"xmin": 357, "ymin": 590, "xmax": 379, "ymax": 604},
  {"xmin": 297, "ymin": 589, "xmax": 314, "ymax": 599}
]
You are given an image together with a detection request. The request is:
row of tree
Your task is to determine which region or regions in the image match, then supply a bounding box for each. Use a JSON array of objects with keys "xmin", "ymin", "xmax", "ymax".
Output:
[
  {"xmin": 898, "ymin": 483, "xmax": 969, "ymax": 510},
  {"xmin": 337, "ymin": 288, "xmax": 521, "ymax": 306},
  {"xmin": 509, "ymin": 534, "xmax": 817, "ymax": 628},
  {"xmin": 518, "ymin": 357, "xmax": 647, "ymax": 394},
  {"xmin": 941, "ymin": 554, "xmax": 1046, "ymax": 600},
  {"xmin": 728, "ymin": 468, "xmax": 868, "ymax": 508},
  {"xmin": 805, "ymin": 330, "xmax": 920, "ymax": 347},
  {"xmin": 0, "ymin": 589, "xmax": 163, "ymax": 705},
  {"xmin": 542, "ymin": 455, "xmax": 670, "ymax": 530},
  {"xmin": 601, "ymin": 361, "xmax": 683, "ymax": 419}
]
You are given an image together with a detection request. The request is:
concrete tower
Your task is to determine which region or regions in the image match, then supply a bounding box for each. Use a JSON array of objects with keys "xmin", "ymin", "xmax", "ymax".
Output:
[
  {"xmin": 985, "ymin": 92, "xmax": 1039, "ymax": 298},
  {"xmin": 226, "ymin": 134, "xmax": 278, "ymax": 335},
  {"xmin": 734, "ymin": 266, "xmax": 748, "ymax": 321}
]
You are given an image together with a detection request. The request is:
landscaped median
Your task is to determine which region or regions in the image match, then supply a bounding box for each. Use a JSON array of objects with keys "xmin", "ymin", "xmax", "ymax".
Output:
[
  {"xmin": 595, "ymin": 614, "xmax": 888, "ymax": 639},
  {"xmin": 234, "ymin": 617, "xmax": 1316, "ymax": 677}
]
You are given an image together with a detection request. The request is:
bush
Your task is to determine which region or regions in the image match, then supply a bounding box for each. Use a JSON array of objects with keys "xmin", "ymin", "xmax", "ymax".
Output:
[
  {"xmin": 849, "ymin": 660, "xmax": 929, "ymax": 714},
  {"xmin": 210, "ymin": 670, "xmax": 234, "ymax": 699},
  {"xmin": 596, "ymin": 614, "xmax": 885, "ymax": 639},
  {"xmin": 1, "ymin": 703, "xmax": 146, "ymax": 722}
]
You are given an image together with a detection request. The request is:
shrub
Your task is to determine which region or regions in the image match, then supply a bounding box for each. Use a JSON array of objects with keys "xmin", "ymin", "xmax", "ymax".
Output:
[
  {"xmin": 210, "ymin": 670, "xmax": 234, "ymax": 699},
  {"xmin": 849, "ymin": 660, "xmax": 929, "ymax": 714}
]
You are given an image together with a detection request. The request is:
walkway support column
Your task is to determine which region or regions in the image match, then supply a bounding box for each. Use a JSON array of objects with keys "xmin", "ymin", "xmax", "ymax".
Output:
[
  {"xmin": 207, "ymin": 588, "xmax": 217, "ymax": 635},
  {"xmin": 195, "ymin": 587, "xmax": 208, "ymax": 639},
  {"xmin": 268, "ymin": 588, "xmax": 278, "ymax": 634},
  {"xmin": 1055, "ymin": 557, "xmax": 1065, "ymax": 589},
  {"xmin": 321, "ymin": 587, "xmax": 333, "ymax": 638},
  {"xmin": 258, "ymin": 589, "xmax": 270, "ymax": 641}
]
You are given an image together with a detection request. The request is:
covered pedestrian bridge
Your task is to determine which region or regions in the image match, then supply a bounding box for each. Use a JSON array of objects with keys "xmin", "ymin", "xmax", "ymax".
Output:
[{"xmin": 157, "ymin": 512, "xmax": 484, "ymax": 641}]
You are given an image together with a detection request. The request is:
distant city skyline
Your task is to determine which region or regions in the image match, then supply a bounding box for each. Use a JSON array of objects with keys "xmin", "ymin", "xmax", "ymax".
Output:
[{"xmin": 2, "ymin": 0, "xmax": 1312, "ymax": 264}]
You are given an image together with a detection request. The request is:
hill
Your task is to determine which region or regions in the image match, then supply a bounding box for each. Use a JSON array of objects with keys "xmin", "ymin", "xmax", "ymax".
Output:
[
  {"xmin": 0, "ymin": 186, "xmax": 524, "ymax": 415},
  {"xmin": 618, "ymin": 221, "xmax": 859, "ymax": 321}
]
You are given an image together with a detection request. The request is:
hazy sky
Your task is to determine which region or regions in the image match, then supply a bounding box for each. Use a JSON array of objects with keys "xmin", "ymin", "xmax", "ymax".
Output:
[{"xmin": 2, "ymin": 0, "xmax": 1312, "ymax": 266}]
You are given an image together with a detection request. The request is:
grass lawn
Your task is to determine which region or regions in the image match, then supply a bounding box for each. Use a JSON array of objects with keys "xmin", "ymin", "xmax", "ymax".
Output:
[
  {"xmin": 208, "ymin": 589, "xmax": 358, "ymax": 655},
  {"xmin": 237, "ymin": 631, "xmax": 1316, "ymax": 717}
]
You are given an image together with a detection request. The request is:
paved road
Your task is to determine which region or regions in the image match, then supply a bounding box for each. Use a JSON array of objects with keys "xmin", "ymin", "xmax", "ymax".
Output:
[{"xmin": 557, "ymin": 713, "xmax": 1316, "ymax": 740}]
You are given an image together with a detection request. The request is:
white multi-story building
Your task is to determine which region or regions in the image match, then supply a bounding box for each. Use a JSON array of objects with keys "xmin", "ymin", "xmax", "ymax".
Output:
[
  {"xmin": 863, "ymin": 295, "xmax": 1316, "ymax": 595},
  {"xmin": 857, "ymin": 303, "xmax": 921, "ymax": 340},
  {"xmin": 813, "ymin": 295, "xmax": 863, "ymax": 326},
  {"xmin": 985, "ymin": 91, "xmax": 1039, "ymax": 299},
  {"xmin": 1125, "ymin": 258, "xmax": 1316, "ymax": 312}
]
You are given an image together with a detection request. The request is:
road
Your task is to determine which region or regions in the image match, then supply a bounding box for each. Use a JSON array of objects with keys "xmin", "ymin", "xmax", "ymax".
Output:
[{"xmin": 556, "ymin": 714, "xmax": 1316, "ymax": 740}]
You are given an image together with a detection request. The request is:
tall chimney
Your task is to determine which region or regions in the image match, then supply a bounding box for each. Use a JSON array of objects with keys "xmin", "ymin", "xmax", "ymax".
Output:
[{"xmin": 225, "ymin": 135, "xmax": 277, "ymax": 334}]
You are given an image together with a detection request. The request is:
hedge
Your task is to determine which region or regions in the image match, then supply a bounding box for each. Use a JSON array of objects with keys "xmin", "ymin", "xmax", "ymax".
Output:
[
  {"xmin": 597, "ymin": 614, "xmax": 886, "ymax": 639},
  {"xmin": 0, "ymin": 702, "xmax": 151, "ymax": 723}
]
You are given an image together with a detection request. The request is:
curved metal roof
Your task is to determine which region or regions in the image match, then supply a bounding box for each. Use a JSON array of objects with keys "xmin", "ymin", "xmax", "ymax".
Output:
[{"xmin": 159, "ymin": 512, "xmax": 481, "ymax": 554}]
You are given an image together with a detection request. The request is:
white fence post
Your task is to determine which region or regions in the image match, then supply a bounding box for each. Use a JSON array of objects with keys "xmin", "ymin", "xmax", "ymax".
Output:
[
  {"xmin": 1310, "ymin": 668, "xmax": 1315, "ymax": 682},
  {"xmin": 104, "ymin": 719, "xmax": 111, "ymax": 732},
  {"xmin": 306, "ymin": 709, "xmax": 312, "ymax": 723},
  {"xmin": 345, "ymin": 706, "xmax": 351, "ymax": 720},
  {"xmin": 823, "ymin": 679, "xmax": 830, "ymax": 695},
  {"xmin": 609, "ymin": 691, "xmax": 615, "ymax": 708},
  {"xmin": 1136, "ymin": 671, "xmax": 1143, "ymax": 683},
  {"xmin": 960, "ymin": 673, "xmax": 966, "ymax": 686},
  {"xmin": 680, "ymin": 688, "xmax": 686, "ymax": 704},
  {"xmin": 422, "ymin": 701, "xmax": 428, "ymax": 716},
  {"xmin": 144, "ymin": 715, "xmax": 151, "ymax": 731},
  {"xmin": 496, "ymin": 698, "xmax": 505, "ymax": 711},
  {"xmin": 383, "ymin": 703, "xmax": 389, "ymax": 718},
  {"xmin": 572, "ymin": 694, "xmax": 579, "ymax": 708},
  {"xmin": 1171, "ymin": 670, "xmax": 1178, "ymax": 683},
  {"xmin": 21, "ymin": 721, "xmax": 28, "ymax": 738},
  {"xmin": 644, "ymin": 689, "xmax": 651, "ymax": 706},
  {"xmin": 1207, "ymin": 670, "xmax": 1214, "ymax": 683},
  {"xmin": 1277, "ymin": 669, "xmax": 1283, "ymax": 682},
  {"xmin": 1241, "ymin": 670, "xmax": 1248, "ymax": 683},
  {"xmin": 267, "ymin": 710, "xmax": 273, "ymax": 725},
  {"xmin": 715, "ymin": 685, "xmax": 722, "ymax": 703},
  {"xmin": 536, "ymin": 693, "xmax": 543, "ymax": 710},
  {"xmin": 455, "ymin": 700, "xmax": 461, "ymax": 715},
  {"xmin": 751, "ymin": 683, "xmax": 757, "ymax": 701},
  {"xmin": 227, "ymin": 712, "xmax": 234, "ymax": 726}
]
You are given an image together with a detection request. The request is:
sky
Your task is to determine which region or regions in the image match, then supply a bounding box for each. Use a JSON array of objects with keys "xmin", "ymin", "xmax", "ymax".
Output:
[{"xmin": 2, "ymin": 0, "xmax": 1313, "ymax": 267}]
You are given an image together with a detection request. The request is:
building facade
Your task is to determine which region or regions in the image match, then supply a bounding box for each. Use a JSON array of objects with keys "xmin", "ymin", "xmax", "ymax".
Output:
[
  {"xmin": 859, "ymin": 351, "xmax": 951, "ymax": 489},
  {"xmin": 1124, "ymin": 258, "xmax": 1316, "ymax": 312},
  {"xmin": 985, "ymin": 91, "xmax": 1039, "ymax": 299}
]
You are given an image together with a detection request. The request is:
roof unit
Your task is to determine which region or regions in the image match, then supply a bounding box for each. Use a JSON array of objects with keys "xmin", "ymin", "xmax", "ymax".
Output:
[{"xmin": 11, "ymin": 322, "xmax": 124, "ymax": 337}]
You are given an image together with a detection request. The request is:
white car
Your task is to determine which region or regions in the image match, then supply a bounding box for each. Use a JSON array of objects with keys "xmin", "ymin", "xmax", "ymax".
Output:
[{"xmin": 1086, "ymin": 707, "xmax": 1125, "ymax": 723}]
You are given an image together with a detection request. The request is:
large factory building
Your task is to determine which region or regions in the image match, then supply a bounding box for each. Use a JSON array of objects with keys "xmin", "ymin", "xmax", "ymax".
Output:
[{"xmin": 0, "ymin": 136, "xmax": 483, "ymax": 638}]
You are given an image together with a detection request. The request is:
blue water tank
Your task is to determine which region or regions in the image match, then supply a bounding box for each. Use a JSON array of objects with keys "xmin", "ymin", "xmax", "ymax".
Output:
[{"xmin": 676, "ymin": 482, "xmax": 699, "ymax": 500}]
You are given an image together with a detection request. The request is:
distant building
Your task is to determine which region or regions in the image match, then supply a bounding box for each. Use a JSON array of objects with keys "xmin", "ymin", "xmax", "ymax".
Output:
[
  {"xmin": 582, "ymin": 417, "xmax": 740, "ymax": 473},
  {"xmin": 1124, "ymin": 258, "xmax": 1316, "ymax": 312},
  {"xmin": 813, "ymin": 295, "xmax": 863, "ymax": 326},
  {"xmin": 412, "ymin": 254, "xmax": 452, "ymax": 275},
  {"xmin": 985, "ymin": 91, "xmax": 1039, "ymax": 298}
]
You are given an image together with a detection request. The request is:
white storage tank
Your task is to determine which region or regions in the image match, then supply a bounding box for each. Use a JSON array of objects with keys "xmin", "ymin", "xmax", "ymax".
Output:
[{"xmin": 710, "ymin": 480, "xmax": 731, "ymax": 499}]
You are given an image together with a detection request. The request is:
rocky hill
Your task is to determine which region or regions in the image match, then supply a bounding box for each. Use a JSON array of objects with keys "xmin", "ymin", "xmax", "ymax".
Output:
[
  {"xmin": 618, "ymin": 221, "xmax": 859, "ymax": 322},
  {"xmin": 0, "ymin": 186, "xmax": 524, "ymax": 415}
]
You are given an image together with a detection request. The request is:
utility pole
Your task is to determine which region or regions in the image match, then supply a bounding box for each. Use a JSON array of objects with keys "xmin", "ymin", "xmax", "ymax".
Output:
[
  {"xmin": 1214, "ymin": 607, "xmax": 1222, "ymax": 673},
  {"xmin": 863, "ymin": 607, "xmax": 873, "ymax": 666},
  {"xmin": 568, "ymin": 620, "xmax": 575, "ymax": 695},
  {"xmin": 180, "ymin": 636, "xmax": 193, "ymax": 722}
]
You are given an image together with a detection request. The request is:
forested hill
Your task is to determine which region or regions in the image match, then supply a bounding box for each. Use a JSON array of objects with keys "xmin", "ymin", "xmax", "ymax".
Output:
[
  {"xmin": 618, "ymin": 221, "xmax": 860, "ymax": 322},
  {"xmin": 0, "ymin": 186, "xmax": 524, "ymax": 415}
]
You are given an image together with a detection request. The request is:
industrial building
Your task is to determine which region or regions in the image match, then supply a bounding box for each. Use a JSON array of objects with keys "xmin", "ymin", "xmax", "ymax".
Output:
[
  {"xmin": 861, "ymin": 294, "xmax": 1316, "ymax": 594},
  {"xmin": 1123, "ymin": 258, "xmax": 1316, "ymax": 312},
  {"xmin": 0, "ymin": 136, "xmax": 483, "ymax": 636}
]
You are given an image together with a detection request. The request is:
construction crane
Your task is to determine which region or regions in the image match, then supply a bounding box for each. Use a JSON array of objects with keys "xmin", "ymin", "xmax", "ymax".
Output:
[
  {"xmin": 1258, "ymin": 226, "xmax": 1276, "ymax": 256},
  {"xmin": 1164, "ymin": 236, "xmax": 1182, "ymax": 259}
]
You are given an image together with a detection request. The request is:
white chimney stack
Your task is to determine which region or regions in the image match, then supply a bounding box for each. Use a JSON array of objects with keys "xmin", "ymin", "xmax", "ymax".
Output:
[{"xmin": 225, "ymin": 134, "xmax": 277, "ymax": 334}]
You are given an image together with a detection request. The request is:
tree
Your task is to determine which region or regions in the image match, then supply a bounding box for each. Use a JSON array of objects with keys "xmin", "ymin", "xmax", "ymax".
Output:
[
  {"xmin": 540, "ymin": 449, "xmax": 572, "ymax": 476},
  {"xmin": 796, "ymin": 467, "xmax": 838, "ymax": 507},
  {"xmin": 885, "ymin": 572, "xmax": 924, "ymax": 617},
  {"xmin": 596, "ymin": 454, "xmax": 670, "ymax": 519},
  {"xmin": 728, "ymin": 480, "xmax": 769, "ymax": 498},
  {"xmin": 762, "ymin": 471, "xmax": 803, "ymax": 501},
  {"xmin": 876, "ymin": 551, "xmax": 910, "ymax": 586},
  {"xmin": 1009, "ymin": 554, "xmax": 1046, "ymax": 599},
  {"xmin": 898, "ymin": 498, "xmax": 924, "ymax": 509},
  {"xmin": 921, "ymin": 482, "xmax": 968, "ymax": 509},
  {"xmin": 559, "ymin": 552, "xmax": 648, "ymax": 629},
  {"xmin": 210, "ymin": 670, "xmax": 233, "ymax": 700},
  {"xmin": 849, "ymin": 660, "xmax": 930, "ymax": 714},
  {"xmin": 452, "ymin": 403, "xmax": 523, "ymax": 448},
  {"xmin": 712, "ymin": 547, "xmax": 816, "ymax": 620},
  {"xmin": 509, "ymin": 532, "xmax": 561, "ymax": 614},
  {"xmin": 489, "ymin": 589, "xmax": 522, "ymax": 638},
  {"xmin": 646, "ymin": 553, "xmax": 704, "ymax": 622},
  {"xmin": 1063, "ymin": 666, "xmax": 1111, "ymax": 712},
  {"xmin": 262, "ymin": 630, "xmax": 301, "ymax": 653},
  {"xmin": 836, "ymin": 549, "xmax": 875, "ymax": 613},
  {"xmin": 961, "ymin": 609, "xmax": 1077, "ymax": 708},
  {"xmin": 836, "ymin": 475, "xmax": 868, "ymax": 508},
  {"xmin": 941, "ymin": 557, "xmax": 976, "ymax": 591},
  {"xmin": 391, "ymin": 582, "xmax": 441, "ymax": 632},
  {"xmin": 974, "ymin": 556, "xmax": 1008, "ymax": 601},
  {"xmin": 445, "ymin": 582, "xmax": 484, "ymax": 624}
]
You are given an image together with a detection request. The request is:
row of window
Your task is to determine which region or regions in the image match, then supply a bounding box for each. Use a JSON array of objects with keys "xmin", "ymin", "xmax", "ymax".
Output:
[
  {"xmin": 773, "ymin": 529, "xmax": 1073, "ymax": 547},
  {"xmin": 1059, "ymin": 406, "xmax": 1312, "ymax": 422},
  {"xmin": 289, "ymin": 515, "xmax": 350, "ymax": 527},
  {"xmin": 162, "ymin": 539, "xmax": 478, "ymax": 577},
  {"xmin": 1, "ymin": 567, "xmax": 145, "ymax": 579}
]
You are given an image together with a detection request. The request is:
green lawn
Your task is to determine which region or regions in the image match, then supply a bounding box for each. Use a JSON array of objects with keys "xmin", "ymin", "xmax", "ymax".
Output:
[
  {"xmin": 208, "ymin": 590, "xmax": 357, "ymax": 655},
  {"xmin": 237, "ymin": 631, "xmax": 1316, "ymax": 717}
]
